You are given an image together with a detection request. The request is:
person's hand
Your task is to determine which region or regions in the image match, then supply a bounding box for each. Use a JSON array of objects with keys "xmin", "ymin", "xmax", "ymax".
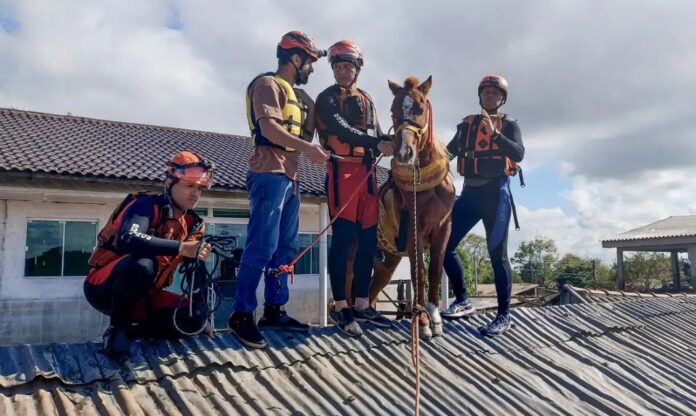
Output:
[
  {"xmin": 480, "ymin": 109, "xmax": 499, "ymax": 136},
  {"xmin": 377, "ymin": 140, "xmax": 395, "ymax": 157},
  {"xmin": 306, "ymin": 142, "xmax": 329, "ymax": 164},
  {"xmin": 179, "ymin": 241, "xmax": 212, "ymax": 261}
]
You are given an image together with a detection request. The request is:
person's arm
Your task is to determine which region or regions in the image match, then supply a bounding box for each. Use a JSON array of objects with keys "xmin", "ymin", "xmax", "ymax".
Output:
[
  {"xmin": 445, "ymin": 122, "xmax": 467, "ymax": 161},
  {"xmin": 117, "ymin": 198, "xmax": 180, "ymax": 257},
  {"xmin": 492, "ymin": 120, "xmax": 524, "ymax": 162},
  {"xmin": 315, "ymin": 91, "xmax": 380, "ymax": 149}
]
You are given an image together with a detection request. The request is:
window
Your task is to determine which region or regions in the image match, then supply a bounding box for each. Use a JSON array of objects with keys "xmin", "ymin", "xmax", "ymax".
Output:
[
  {"xmin": 295, "ymin": 233, "xmax": 332, "ymax": 275},
  {"xmin": 25, "ymin": 220, "xmax": 98, "ymax": 277}
]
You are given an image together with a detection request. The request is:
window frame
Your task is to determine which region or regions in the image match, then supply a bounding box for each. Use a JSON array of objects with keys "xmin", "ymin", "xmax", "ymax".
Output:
[{"xmin": 23, "ymin": 217, "xmax": 99, "ymax": 279}]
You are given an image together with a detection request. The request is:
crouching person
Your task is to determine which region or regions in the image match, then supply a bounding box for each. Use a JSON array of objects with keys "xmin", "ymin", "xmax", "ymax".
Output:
[{"xmin": 84, "ymin": 150, "xmax": 214, "ymax": 361}]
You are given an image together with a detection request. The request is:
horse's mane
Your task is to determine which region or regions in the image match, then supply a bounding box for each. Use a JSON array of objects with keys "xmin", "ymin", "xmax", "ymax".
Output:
[{"xmin": 401, "ymin": 76, "xmax": 450, "ymax": 163}]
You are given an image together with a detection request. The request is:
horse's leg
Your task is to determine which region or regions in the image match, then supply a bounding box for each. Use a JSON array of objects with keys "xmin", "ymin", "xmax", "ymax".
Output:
[
  {"xmin": 344, "ymin": 241, "xmax": 357, "ymax": 307},
  {"xmin": 426, "ymin": 221, "xmax": 452, "ymax": 337},
  {"xmin": 369, "ymin": 251, "xmax": 401, "ymax": 307},
  {"xmin": 408, "ymin": 230, "xmax": 431, "ymax": 339}
]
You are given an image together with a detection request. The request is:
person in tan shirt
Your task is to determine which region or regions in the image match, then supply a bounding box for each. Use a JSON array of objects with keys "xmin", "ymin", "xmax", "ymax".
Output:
[{"xmin": 229, "ymin": 31, "xmax": 329, "ymax": 349}]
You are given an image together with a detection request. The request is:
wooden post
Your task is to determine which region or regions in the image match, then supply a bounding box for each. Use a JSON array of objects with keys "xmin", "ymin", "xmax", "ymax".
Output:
[{"xmin": 616, "ymin": 249, "xmax": 625, "ymax": 291}]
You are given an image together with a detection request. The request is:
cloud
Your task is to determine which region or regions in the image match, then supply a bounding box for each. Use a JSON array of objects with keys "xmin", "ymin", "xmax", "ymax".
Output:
[{"xmin": 1, "ymin": 0, "xmax": 695, "ymax": 263}]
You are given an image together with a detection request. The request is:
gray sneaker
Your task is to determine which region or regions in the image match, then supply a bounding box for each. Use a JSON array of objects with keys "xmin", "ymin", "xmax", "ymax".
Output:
[
  {"xmin": 441, "ymin": 298, "xmax": 475, "ymax": 319},
  {"xmin": 353, "ymin": 306, "xmax": 392, "ymax": 328},
  {"xmin": 480, "ymin": 314, "xmax": 512, "ymax": 337},
  {"xmin": 329, "ymin": 307, "xmax": 363, "ymax": 337}
]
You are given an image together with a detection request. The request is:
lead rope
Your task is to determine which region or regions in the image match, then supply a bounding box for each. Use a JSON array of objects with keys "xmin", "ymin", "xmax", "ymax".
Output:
[{"xmin": 411, "ymin": 155, "xmax": 422, "ymax": 416}]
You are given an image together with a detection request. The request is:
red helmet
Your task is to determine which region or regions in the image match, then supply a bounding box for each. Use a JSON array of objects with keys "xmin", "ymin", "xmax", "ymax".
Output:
[
  {"xmin": 277, "ymin": 31, "xmax": 326, "ymax": 62},
  {"xmin": 165, "ymin": 150, "xmax": 214, "ymax": 189},
  {"xmin": 328, "ymin": 40, "xmax": 364, "ymax": 68},
  {"xmin": 478, "ymin": 74, "xmax": 509, "ymax": 99}
]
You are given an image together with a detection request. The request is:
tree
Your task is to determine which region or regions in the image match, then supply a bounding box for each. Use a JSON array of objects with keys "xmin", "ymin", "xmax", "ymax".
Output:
[
  {"xmin": 459, "ymin": 234, "xmax": 489, "ymax": 294},
  {"xmin": 511, "ymin": 236, "xmax": 559, "ymax": 288},
  {"xmin": 554, "ymin": 253, "xmax": 594, "ymax": 288},
  {"xmin": 623, "ymin": 252, "xmax": 671, "ymax": 291}
]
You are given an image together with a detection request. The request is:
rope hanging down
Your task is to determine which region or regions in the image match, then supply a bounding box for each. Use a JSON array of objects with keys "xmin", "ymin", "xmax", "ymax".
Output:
[
  {"xmin": 410, "ymin": 156, "xmax": 423, "ymax": 416},
  {"xmin": 270, "ymin": 155, "xmax": 384, "ymax": 283}
]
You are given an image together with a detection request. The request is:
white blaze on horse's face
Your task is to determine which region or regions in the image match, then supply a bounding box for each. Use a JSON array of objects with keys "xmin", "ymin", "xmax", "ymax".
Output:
[{"xmin": 396, "ymin": 95, "xmax": 416, "ymax": 164}]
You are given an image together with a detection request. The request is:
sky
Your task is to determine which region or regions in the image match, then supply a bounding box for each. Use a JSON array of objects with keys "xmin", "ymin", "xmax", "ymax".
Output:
[{"xmin": 1, "ymin": 0, "xmax": 695, "ymax": 262}]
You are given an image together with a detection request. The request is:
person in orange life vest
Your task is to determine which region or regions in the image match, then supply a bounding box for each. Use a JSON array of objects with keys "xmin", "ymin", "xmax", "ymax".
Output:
[
  {"xmin": 314, "ymin": 40, "xmax": 395, "ymax": 337},
  {"xmin": 84, "ymin": 151, "xmax": 214, "ymax": 362},
  {"xmin": 441, "ymin": 74, "xmax": 525, "ymax": 337},
  {"xmin": 228, "ymin": 31, "xmax": 330, "ymax": 349}
]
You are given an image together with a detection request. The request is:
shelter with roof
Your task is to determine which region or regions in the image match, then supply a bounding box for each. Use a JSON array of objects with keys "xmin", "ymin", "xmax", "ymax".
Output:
[
  {"xmin": 602, "ymin": 215, "xmax": 696, "ymax": 290},
  {"xmin": 0, "ymin": 107, "xmax": 397, "ymax": 345}
]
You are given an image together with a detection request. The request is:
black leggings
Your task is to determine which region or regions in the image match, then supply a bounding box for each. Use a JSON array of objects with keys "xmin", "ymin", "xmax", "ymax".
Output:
[
  {"xmin": 443, "ymin": 177, "xmax": 514, "ymax": 316},
  {"xmin": 84, "ymin": 256, "xmax": 206, "ymax": 339},
  {"xmin": 328, "ymin": 218, "xmax": 378, "ymax": 301}
]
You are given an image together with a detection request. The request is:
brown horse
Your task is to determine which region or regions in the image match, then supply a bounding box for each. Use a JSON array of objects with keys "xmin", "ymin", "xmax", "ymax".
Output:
[{"xmin": 367, "ymin": 76, "xmax": 455, "ymax": 338}]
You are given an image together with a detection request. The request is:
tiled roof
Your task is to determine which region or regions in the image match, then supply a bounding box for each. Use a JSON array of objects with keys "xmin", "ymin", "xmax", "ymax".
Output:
[
  {"xmin": 0, "ymin": 107, "xmax": 388, "ymax": 196},
  {"xmin": 2, "ymin": 298, "xmax": 696, "ymax": 415},
  {"xmin": 603, "ymin": 215, "xmax": 696, "ymax": 243}
]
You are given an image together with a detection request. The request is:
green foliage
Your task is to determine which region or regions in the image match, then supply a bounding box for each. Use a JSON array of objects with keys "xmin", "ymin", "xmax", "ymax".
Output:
[
  {"xmin": 623, "ymin": 252, "xmax": 672, "ymax": 291},
  {"xmin": 511, "ymin": 236, "xmax": 559, "ymax": 288}
]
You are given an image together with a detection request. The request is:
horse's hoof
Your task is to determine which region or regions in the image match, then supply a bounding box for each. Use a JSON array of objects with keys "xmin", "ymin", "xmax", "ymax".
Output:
[
  {"xmin": 419, "ymin": 325, "xmax": 432, "ymax": 340},
  {"xmin": 431, "ymin": 322, "xmax": 444, "ymax": 337}
]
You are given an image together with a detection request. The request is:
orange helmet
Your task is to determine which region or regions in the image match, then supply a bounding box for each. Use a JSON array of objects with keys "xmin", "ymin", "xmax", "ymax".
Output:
[
  {"xmin": 165, "ymin": 150, "xmax": 214, "ymax": 189},
  {"xmin": 277, "ymin": 31, "xmax": 326, "ymax": 62},
  {"xmin": 478, "ymin": 74, "xmax": 509, "ymax": 99},
  {"xmin": 328, "ymin": 40, "xmax": 364, "ymax": 68}
]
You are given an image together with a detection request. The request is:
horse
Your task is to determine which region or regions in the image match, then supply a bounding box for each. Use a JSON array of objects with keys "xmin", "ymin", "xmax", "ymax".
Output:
[{"xmin": 351, "ymin": 76, "xmax": 455, "ymax": 338}]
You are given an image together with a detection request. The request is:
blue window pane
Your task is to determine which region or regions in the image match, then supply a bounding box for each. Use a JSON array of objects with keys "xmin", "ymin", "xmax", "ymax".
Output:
[
  {"xmin": 64, "ymin": 221, "xmax": 97, "ymax": 276},
  {"xmin": 25, "ymin": 221, "xmax": 63, "ymax": 277}
]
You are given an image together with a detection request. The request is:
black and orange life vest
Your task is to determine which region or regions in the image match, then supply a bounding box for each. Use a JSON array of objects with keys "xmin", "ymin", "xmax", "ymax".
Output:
[
  {"xmin": 316, "ymin": 85, "xmax": 377, "ymax": 161},
  {"xmin": 456, "ymin": 114, "xmax": 519, "ymax": 178},
  {"xmin": 87, "ymin": 193, "xmax": 204, "ymax": 289}
]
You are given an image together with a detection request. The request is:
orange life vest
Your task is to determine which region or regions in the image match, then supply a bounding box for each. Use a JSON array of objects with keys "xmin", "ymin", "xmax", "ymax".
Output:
[
  {"xmin": 87, "ymin": 193, "xmax": 204, "ymax": 289},
  {"xmin": 316, "ymin": 86, "xmax": 377, "ymax": 162},
  {"xmin": 456, "ymin": 114, "xmax": 519, "ymax": 178}
]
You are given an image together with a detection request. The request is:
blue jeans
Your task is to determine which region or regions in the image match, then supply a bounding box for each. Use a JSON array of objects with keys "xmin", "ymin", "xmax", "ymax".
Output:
[{"xmin": 234, "ymin": 171, "xmax": 300, "ymax": 313}]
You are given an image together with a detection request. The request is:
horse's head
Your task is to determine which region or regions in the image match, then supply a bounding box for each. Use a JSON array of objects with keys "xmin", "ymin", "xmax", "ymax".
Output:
[{"xmin": 388, "ymin": 76, "xmax": 433, "ymax": 166}]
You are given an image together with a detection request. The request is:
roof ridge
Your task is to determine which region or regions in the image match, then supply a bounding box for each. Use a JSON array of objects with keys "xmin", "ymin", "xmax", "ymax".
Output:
[{"xmin": 0, "ymin": 106, "xmax": 246, "ymax": 139}]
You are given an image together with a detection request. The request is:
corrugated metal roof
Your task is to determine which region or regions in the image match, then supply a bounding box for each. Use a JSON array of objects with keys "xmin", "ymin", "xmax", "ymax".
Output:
[
  {"xmin": 552, "ymin": 284, "xmax": 696, "ymax": 305},
  {"xmin": 603, "ymin": 215, "xmax": 696, "ymax": 243},
  {"xmin": 2, "ymin": 297, "xmax": 696, "ymax": 415}
]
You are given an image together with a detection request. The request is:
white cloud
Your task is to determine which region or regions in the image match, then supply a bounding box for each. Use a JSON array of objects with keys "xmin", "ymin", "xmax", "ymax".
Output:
[{"xmin": 2, "ymin": 0, "xmax": 695, "ymax": 265}]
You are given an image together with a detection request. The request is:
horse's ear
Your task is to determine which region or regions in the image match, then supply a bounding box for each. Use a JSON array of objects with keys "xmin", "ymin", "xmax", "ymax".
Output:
[
  {"xmin": 417, "ymin": 75, "xmax": 433, "ymax": 96},
  {"xmin": 388, "ymin": 80, "xmax": 402, "ymax": 95}
]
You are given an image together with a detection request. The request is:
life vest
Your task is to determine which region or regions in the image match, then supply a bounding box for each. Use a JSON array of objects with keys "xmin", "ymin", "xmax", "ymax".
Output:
[
  {"xmin": 245, "ymin": 72, "xmax": 306, "ymax": 152},
  {"xmin": 316, "ymin": 85, "xmax": 377, "ymax": 161},
  {"xmin": 456, "ymin": 114, "xmax": 519, "ymax": 178},
  {"xmin": 87, "ymin": 193, "xmax": 204, "ymax": 289}
]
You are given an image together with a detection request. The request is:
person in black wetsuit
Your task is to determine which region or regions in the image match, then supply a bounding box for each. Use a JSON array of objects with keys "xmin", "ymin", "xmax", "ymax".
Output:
[
  {"xmin": 84, "ymin": 150, "xmax": 214, "ymax": 361},
  {"xmin": 314, "ymin": 40, "xmax": 395, "ymax": 337},
  {"xmin": 440, "ymin": 75, "xmax": 525, "ymax": 337}
]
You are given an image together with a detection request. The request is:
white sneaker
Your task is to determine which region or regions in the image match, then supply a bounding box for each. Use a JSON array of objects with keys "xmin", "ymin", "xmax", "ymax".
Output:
[{"xmin": 441, "ymin": 298, "xmax": 475, "ymax": 319}]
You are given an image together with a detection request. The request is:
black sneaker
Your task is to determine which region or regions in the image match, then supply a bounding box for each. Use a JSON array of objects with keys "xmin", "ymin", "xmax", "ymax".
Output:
[
  {"xmin": 229, "ymin": 312, "xmax": 267, "ymax": 349},
  {"xmin": 353, "ymin": 306, "xmax": 392, "ymax": 328},
  {"xmin": 329, "ymin": 307, "xmax": 363, "ymax": 337},
  {"xmin": 102, "ymin": 325, "xmax": 131, "ymax": 362},
  {"xmin": 479, "ymin": 314, "xmax": 512, "ymax": 337},
  {"xmin": 257, "ymin": 305, "xmax": 309, "ymax": 332}
]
